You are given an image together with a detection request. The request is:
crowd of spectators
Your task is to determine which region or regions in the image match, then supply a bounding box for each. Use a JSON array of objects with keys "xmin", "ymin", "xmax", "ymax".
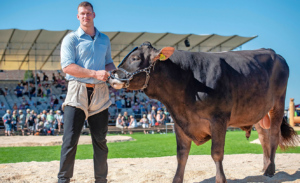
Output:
[
  {"xmin": 2, "ymin": 108, "xmax": 63, "ymax": 136},
  {"xmin": 1, "ymin": 71, "xmax": 175, "ymax": 135}
]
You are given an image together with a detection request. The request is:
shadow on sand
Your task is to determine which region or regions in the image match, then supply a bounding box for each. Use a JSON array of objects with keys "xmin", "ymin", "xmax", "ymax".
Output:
[{"xmin": 197, "ymin": 170, "xmax": 300, "ymax": 183}]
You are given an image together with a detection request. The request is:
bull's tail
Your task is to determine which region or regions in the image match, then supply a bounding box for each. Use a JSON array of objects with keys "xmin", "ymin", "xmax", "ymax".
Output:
[{"xmin": 279, "ymin": 117, "xmax": 299, "ymax": 150}]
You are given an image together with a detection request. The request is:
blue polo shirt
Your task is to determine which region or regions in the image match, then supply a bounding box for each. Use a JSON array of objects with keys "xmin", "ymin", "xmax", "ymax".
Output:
[{"xmin": 61, "ymin": 27, "xmax": 114, "ymax": 84}]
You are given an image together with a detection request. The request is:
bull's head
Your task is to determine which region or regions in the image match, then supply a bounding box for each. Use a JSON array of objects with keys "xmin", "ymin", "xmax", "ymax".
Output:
[{"xmin": 109, "ymin": 42, "xmax": 175, "ymax": 90}]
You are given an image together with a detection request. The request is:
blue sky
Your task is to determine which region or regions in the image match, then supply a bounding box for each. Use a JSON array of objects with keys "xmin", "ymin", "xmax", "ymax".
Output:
[{"xmin": 1, "ymin": 0, "xmax": 299, "ymax": 107}]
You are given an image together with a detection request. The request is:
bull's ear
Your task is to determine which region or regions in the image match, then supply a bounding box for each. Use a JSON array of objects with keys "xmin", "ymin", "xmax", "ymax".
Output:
[{"xmin": 153, "ymin": 47, "xmax": 175, "ymax": 61}]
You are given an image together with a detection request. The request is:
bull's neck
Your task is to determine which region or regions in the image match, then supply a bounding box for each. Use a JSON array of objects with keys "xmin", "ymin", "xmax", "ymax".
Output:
[{"xmin": 144, "ymin": 60, "xmax": 191, "ymax": 109}]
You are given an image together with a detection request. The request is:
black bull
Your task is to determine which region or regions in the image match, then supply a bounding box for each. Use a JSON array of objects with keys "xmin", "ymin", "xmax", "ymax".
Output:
[{"xmin": 108, "ymin": 42, "xmax": 299, "ymax": 183}]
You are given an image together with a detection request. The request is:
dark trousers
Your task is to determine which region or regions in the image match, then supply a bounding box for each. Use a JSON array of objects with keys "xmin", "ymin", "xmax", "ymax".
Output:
[{"xmin": 58, "ymin": 88, "xmax": 109, "ymax": 183}]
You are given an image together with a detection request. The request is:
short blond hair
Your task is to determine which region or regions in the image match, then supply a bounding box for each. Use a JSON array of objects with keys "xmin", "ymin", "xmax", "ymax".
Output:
[{"xmin": 78, "ymin": 1, "xmax": 94, "ymax": 12}]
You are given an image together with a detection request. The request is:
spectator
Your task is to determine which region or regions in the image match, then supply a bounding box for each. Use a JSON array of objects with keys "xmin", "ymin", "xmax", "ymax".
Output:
[
  {"xmin": 50, "ymin": 95, "xmax": 59, "ymax": 109},
  {"xmin": 52, "ymin": 73, "xmax": 57, "ymax": 84},
  {"xmin": 115, "ymin": 114, "xmax": 124, "ymax": 129},
  {"xmin": 150, "ymin": 106, "xmax": 156, "ymax": 127},
  {"xmin": 12, "ymin": 103, "xmax": 18, "ymax": 111},
  {"xmin": 128, "ymin": 115, "xmax": 137, "ymax": 128},
  {"xmin": 21, "ymin": 96, "xmax": 28, "ymax": 104},
  {"xmin": 47, "ymin": 110, "xmax": 55, "ymax": 129},
  {"xmin": 4, "ymin": 87, "xmax": 9, "ymax": 96},
  {"xmin": 45, "ymin": 84, "xmax": 52, "ymax": 97},
  {"xmin": 2, "ymin": 109, "xmax": 12, "ymax": 136},
  {"xmin": 22, "ymin": 83, "xmax": 29, "ymax": 96},
  {"xmin": 128, "ymin": 115, "xmax": 137, "ymax": 134},
  {"xmin": 27, "ymin": 97, "xmax": 36, "ymax": 108},
  {"xmin": 0, "ymin": 88, "xmax": 5, "ymax": 95},
  {"xmin": 35, "ymin": 115, "xmax": 44, "ymax": 135},
  {"xmin": 18, "ymin": 110, "xmax": 26, "ymax": 136},
  {"xmin": 25, "ymin": 108, "xmax": 31, "ymax": 122},
  {"xmin": 140, "ymin": 102, "xmax": 147, "ymax": 115},
  {"xmin": 147, "ymin": 111, "xmax": 152, "ymax": 128},
  {"xmin": 29, "ymin": 83, "xmax": 36, "ymax": 97},
  {"xmin": 36, "ymin": 84, "xmax": 43, "ymax": 97},
  {"xmin": 41, "ymin": 110, "xmax": 47, "ymax": 122},
  {"xmin": 43, "ymin": 119, "xmax": 54, "ymax": 135},
  {"xmin": 139, "ymin": 114, "xmax": 149, "ymax": 134},
  {"xmin": 27, "ymin": 110, "xmax": 36, "ymax": 135},
  {"xmin": 54, "ymin": 110, "xmax": 63, "ymax": 135},
  {"xmin": 19, "ymin": 102, "xmax": 26, "ymax": 110},
  {"xmin": 38, "ymin": 95, "xmax": 47, "ymax": 105},
  {"xmin": 11, "ymin": 110, "xmax": 19, "ymax": 135},
  {"xmin": 0, "ymin": 102, "xmax": 6, "ymax": 111},
  {"xmin": 61, "ymin": 83, "xmax": 67, "ymax": 93},
  {"xmin": 43, "ymin": 72, "xmax": 48, "ymax": 82},
  {"xmin": 36, "ymin": 73, "xmax": 41, "ymax": 84},
  {"xmin": 164, "ymin": 110, "xmax": 172, "ymax": 124},
  {"xmin": 110, "ymin": 93, "xmax": 115, "ymax": 105},
  {"xmin": 156, "ymin": 108, "xmax": 165, "ymax": 126},
  {"xmin": 122, "ymin": 111, "xmax": 130, "ymax": 128},
  {"xmin": 125, "ymin": 97, "xmax": 132, "ymax": 108},
  {"xmin": 132, "ymin": 103, "xmax": 141, "ymax": 118},
  {"xmin": 115, "ymin": 97, "xmax": 122, "ymax": 113},
  {"xmin": 121, "ymin": 96, "xmax": 125, "ymax": 108},
  {"xmin": 14, "ymin": 83, "xmax": 23, "ymax": 97}
]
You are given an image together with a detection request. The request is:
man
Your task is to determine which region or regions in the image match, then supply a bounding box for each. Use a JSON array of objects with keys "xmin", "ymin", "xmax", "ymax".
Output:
[
  {"xmin": 27, "ymin": 110, "xmax": 36, "ymax": 135},
  {"xmin": 57, "ymin": 2, "xmax": 116, "ymax": 183},
  {"xmin": 54, "ymin": 110, "xmax": 63, "ymax": 135},
  {"xmin": 2, "ymin": 109, "xmax": 12, "ymax": 136},
  {"xmin": 11, "ymin": 110, "xmax": 19, "ymax": 135},
  {"xmin": 18, "ymin": 110, "xmax": 26, "ymax": 136}
]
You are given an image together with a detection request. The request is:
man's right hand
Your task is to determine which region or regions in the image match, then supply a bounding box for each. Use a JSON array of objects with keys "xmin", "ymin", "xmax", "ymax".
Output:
[{"xmin": 94, "ymin": 70, "xmax": 110, "ymax": 82}]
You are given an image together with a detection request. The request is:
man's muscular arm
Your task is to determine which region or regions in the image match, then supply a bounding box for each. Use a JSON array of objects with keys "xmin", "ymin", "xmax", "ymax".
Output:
[{"xmin": 63, "ymin": 64, "xmax": 110, "ymax": 81}]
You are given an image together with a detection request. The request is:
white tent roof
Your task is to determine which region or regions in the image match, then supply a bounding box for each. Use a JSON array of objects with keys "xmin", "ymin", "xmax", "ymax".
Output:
[{"xmin": 0, "ymin": 29, "xmax": 257, "ymax": 70}]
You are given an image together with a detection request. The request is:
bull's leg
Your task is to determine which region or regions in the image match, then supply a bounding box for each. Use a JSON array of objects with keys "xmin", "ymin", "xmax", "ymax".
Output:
[
  {"xmin": 173, "ymin": 123, "xmax": 191, "ymax": 183},
  {"xmin": 254, "ymin": 122, "xmax": 270, "ymax": 172},
  {"xmin": 210, "ymin": 120, "xmax": 227, "ymax": 183},
  {"xmin": 264, "ymin": 95, "xmax": 285, "ymax": 177}
]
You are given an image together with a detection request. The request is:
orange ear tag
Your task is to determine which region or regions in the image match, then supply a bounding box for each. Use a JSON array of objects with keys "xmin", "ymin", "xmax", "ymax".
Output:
[{"xmin": 159, "ymin": 54, "xmax": 166, "ymax": 61}]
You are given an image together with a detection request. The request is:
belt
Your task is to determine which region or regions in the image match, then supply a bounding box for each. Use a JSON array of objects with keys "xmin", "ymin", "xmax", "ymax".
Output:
[{"xmin": 86, "ymin": 83, "xmax": 95, "ymax": 88}]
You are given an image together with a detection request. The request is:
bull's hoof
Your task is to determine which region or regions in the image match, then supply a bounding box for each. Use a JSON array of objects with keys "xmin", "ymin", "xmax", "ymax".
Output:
[
  {"xmin": 216, "ymin": 175, "xmax": 227, "ymax": 183},
  {"xmin": 263, "ymin": 163, "xmax": 275, "ymax": 177},
  {"xmin": 172, "ymin": 177, "xmax": 183, "ymax": 183}
]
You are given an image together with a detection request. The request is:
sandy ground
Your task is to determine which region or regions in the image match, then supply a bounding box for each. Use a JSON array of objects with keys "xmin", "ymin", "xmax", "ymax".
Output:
[
  {"xmin": 0, "ymin": 136, "xmax": 299, "ymax": 183},
  {"xmin": 0, "ymin": 154, "xmax": 299, "ymax": 183}
]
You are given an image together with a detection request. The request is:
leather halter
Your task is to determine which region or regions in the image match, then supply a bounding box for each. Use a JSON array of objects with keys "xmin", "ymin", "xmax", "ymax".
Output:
[{"xmin": 109, "ymin": 61, "xmax": 156, "ymax": 91}]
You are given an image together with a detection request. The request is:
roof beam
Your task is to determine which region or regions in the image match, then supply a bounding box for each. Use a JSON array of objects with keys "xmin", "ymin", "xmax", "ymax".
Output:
[
  {"xmin": 171, "ymin": 34, "xmax": 193, "ymax": 48},
  {"xmin": 227, "ymin": 35, "xmax": 258, "ymax": 51},
  {"xmin": 109, "ymin": 31, "xmax": 120, "ymax": 42},
  {"xmin": 152, "ymin": 33, "xmax": 169, "ymax": 46},
  {"xmin": 188, "ymin": 34, "xmax": 216, "ymax": 51},
  {"xmin": 39, "ymin": 30, "xmax": 69, "ymax": 70},
  {"xmin": 18, "ymin": 29, "xmax": 43, "ymax": 70},
  {"xmin": 0, "ymin": 29, "xmax": 16, "ymax": 64},
  {"xmin": 206, "ymin": 35, "xmax": 237, "ymax": 52},
  {"xmin": 112, "ymin": 32, "xmax": 145, "ymax": 60}
]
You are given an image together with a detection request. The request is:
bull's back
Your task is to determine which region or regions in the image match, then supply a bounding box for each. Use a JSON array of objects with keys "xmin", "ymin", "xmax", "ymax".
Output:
[{"xmin": 220, "ymin": 49, "xmax": 289, "ymax": 126}]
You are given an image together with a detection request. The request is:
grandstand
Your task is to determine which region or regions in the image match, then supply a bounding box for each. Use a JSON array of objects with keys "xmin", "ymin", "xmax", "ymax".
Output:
[{"xmin": 0, "ymin": 29, "xmax": 257, "ymax": 127}]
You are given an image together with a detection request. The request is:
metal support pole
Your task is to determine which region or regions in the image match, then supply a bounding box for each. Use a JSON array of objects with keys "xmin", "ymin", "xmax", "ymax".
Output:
[
  {"xmin": 289, "ymin": 98, "xmax": 295, "ymax": 127},
  {"xmin": 35, "ymin": 43, "xmax": 37, "ymax": 98}
]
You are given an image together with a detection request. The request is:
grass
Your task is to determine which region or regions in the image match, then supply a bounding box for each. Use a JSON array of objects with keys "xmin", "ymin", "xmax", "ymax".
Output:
[{"xmin": 0, "ymin": 131, "xmax": 299, "ymax": 164}]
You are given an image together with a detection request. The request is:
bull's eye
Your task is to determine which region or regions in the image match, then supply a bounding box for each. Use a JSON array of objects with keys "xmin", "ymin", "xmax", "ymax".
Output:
[{"xmin": 131, "ymin": 56, "xmax": 140, "ymax": 62}]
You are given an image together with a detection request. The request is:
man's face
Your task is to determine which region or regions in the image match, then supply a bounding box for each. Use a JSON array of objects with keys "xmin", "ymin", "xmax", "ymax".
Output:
[{"xmin": 77, "ymin": 6, "xmax": 95, "ymax": 28}]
